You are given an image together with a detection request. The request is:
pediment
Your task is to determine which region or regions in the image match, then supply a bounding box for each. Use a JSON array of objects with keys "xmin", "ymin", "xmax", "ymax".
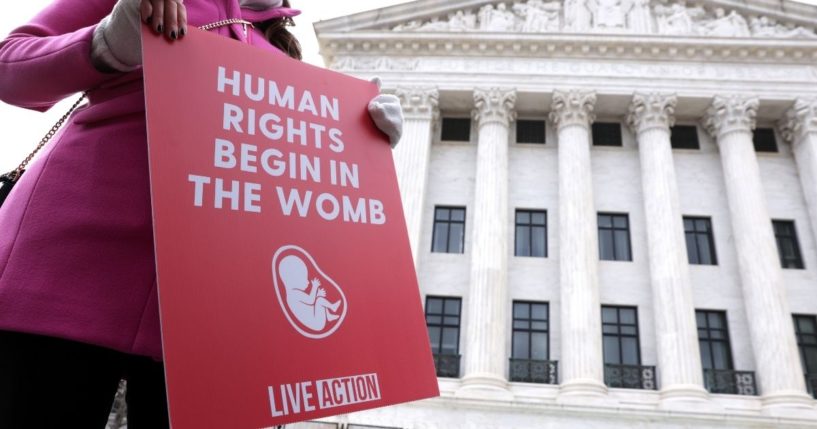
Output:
[{"xmin": 315, "ymin": 0, "xmax": 817, "ymax": 40}]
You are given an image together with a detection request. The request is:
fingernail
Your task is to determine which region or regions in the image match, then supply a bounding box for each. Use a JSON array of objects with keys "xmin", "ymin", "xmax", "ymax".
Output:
[
  {"xmin": 179, "ymin": 28, "xmax": 186, "ymax": 37},
  {"xmin": 170, "ymin": 31, "xmax": 177, "ymax": 40},
  {"xmin": 157, "ymin": 24, "xmax": 163, "ymax": 33},
  {"xmin": 146, "ymin": 16, "xmax": 152, "ymax": 25}
]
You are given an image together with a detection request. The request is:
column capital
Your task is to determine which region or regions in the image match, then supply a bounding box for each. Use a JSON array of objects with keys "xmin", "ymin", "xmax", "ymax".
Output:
[
  {"xmin": 473, "ymin": 88, "xmax": 517, "ymax": 128},
  {"xmin": 549, "ymin": 89, "xmax": 596, "ymax": 131},
  {"xmin": 702, "ymin": 95, "xmax": 759, "ymax": 139},
  {"xmin": 778, "ymin": 98, "xmax": 817, "ymax": 147},
  {"xmin": 627, "ymin": 92, "xmax": 677, "ymax": 135},
  {"xmin": 395, "ymin": 87, "xmax": 440, "ymax": 121}
]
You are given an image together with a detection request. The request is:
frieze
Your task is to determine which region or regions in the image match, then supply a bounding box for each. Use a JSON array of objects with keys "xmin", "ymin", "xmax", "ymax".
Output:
[
  {"xmin": 329, "ymin": 56, "xmax": 817, "ymax": 84},
  {"xmin": 389, "ymin": 0, "xmax": 816, "ymax": 39}
]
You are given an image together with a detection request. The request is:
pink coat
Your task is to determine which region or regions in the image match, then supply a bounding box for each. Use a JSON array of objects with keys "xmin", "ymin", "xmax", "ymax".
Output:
[{"xmin": 0, "ymin": 0, "xmax": 287, "ymax": 360}]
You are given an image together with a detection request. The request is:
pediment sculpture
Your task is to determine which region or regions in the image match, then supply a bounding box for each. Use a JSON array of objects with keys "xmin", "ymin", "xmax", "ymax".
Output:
[{"xmin": 390, "ymin": 0, "xmax": 817, "ymax": 39}]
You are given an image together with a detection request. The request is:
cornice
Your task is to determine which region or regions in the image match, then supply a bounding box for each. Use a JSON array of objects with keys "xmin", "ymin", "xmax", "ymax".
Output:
[{"xmin": 318, "ymin": 32, "xmax": 817, "ymax": 66}]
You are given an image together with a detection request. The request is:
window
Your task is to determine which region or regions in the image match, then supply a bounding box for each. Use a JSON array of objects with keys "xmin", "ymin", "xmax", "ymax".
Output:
[
  {"xmin": 598, "ymin": 213, "xmax": 632, "ymax": 261},
  {"xmin": 696, "ymin": 310, "xmax": 733, "ymax": 371},
  {"xmin": 516, "ymin": 120, "xmax": 546, "ymax": 144},
  {"xmin": 515, "ymin": 210, "xmax": 547, "ymax": 257},
  {"xmin": 773, "ymin": 220, "xmax": 804, "ymax": 269},
  {"xmin": 512, "ymin": 302, "xmax": 549, "ymax": 361},
  {"xmin": 753, "ymin": 128, "xmax": 778, "ymax": 153},
  {"xmin": 592, "ymin": 122, "xmax": 623, "ymax": 147},
  {"xmin": 670, "ymin": 125, "xmax": 700, "ymax": 149},
  {"xmin": 793, "ymin": 315, "xmax": 817, "ymax": 398},
  {"xmin": 425, "ymin": 296, "xmax": 461, "ymax": 378},
  {"xmin": 440, "ymin": 117, "xmax": 471, "ymax": 142},
  {"xmin": 432, "ymin": 207, "xmax": 465, "ymax": 254},
  {"xmin": 602, "ymin": 306, "xmax": 641, "ymax": 366},
  {"xmin": 684, "ymin": 217, "xmax": 718, "ymax": 265}
]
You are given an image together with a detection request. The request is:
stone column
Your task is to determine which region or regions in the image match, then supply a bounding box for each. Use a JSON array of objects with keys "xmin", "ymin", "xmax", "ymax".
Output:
[
  {"xmin": 460, "ymin": 88, "xmax": 516, "ymax": 392},
  {"xmin": 393, "ymin": 87, "xmax": 439, "ymax": 265},
  {"xmin": 703, "ymin": 95, "xmax": 811, "ymax": 409},
  {"xmin": 549, "ymin": 89, "xmax": 606, "ymax": 396},
  {"xmin": 780, "ymin": 98, "xmax": 817, "ymax": 249},
  {"xmin": 627, "ymin": 93, "xmax": 708, "ymax": 403}
]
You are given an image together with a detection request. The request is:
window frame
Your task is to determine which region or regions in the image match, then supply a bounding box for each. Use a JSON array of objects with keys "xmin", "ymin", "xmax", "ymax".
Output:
[
  {"xmin": 773, "ymin": 220, "xmax": 805, "ymax": 269},
  {"xmin": 514, "ymin": 209, "xmax": 548, "ymax": 257},
  {"xmin": 601, "ymin": 305, "xmax": 642, "ymax": 366},
  {"xmin": 598, "ymin": 212, "xmax": 633, "ymax": 262},
  {"xmin": 511, "ymin": 301, "xmax": 550, "ymax": 361},
  {"xmin": 592, "ymin": 122, "xmax": 624, "ymax": 147},
  {"xmin": 684, "ymin": 216, "xmax": 718, "ymax": 265},
  {"xmin": 440, "ymin": 116, "xmax": 472, "ymax": 143},
  {"xmin": 793, "ymin": 314, "xmax": 817, "ymax": 376},
  {"xmin": 431, "ymin": 206, "xmax": 466, "ymax": 254},
  {"xmin": 515, "ymin": 119, "xmax": 547, "ymax": 144},
  {"xmin": 696, "ymin": 310, "xmax": 734, "ymax": 371},
  {"xmin": 425, "ymin": 296, "xmax": 462, "ymax": 357}
]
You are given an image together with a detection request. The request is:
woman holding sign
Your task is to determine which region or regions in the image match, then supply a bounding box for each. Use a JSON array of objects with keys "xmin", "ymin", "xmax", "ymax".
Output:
[{"xmin": 0, "ymin": 0, "xmax": 403, "ymax": 427}]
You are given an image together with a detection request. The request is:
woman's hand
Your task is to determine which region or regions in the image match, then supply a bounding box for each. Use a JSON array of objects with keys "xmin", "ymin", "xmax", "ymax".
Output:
[
  {"xmin": 368, "ymin": 77, "xmax": 404, "ymax": 148},
  {"xmin": 140, "ymin": 0, "xmax": 188, "ymax": 40},
  {"xmin": 91, "ymin": 0, "xmax": 188, "ymax": 73}
]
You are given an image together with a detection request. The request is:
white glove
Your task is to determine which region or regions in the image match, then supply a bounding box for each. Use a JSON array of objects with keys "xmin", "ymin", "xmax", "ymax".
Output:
[
  {"xmin": 368, "ymin": 77, "xmax": 403, "ymax": 148},
  {"xmin": 91, "ymin": 0, "xmax": 143, "ymax": 72}
]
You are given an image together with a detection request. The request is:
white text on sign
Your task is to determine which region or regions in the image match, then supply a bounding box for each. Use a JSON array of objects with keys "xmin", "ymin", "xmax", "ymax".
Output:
[{"xmin": 268, "ymin": 373, "xmax": 381, "ymax": 417}]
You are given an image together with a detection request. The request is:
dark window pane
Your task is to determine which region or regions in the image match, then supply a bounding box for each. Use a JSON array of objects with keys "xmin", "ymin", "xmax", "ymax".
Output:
[
  {"xmin": 773, "ymin": 220, "xmax": 804, "ymax": 269},
  {"xmin": 532, "ymin": 321, "xmax": 547, "ymax": 330},
  {"xmin": 592, "ymin": 122, "xmax": 623, "ymax": 147},
  {"xmin": 684, "ymin": 218, "xmax": 695, "ymax": 230},
  {"xmin": 602, "ymin": 307, "xmax": 618, "ymax": 323},
  {"xmin": 432, "ymin": 223, "xmax": 449, "ymax": 252},
  {"xmin": 697, "ymin": 236, "xmax": 713, "ymax": 265},
  {"xmin": 531, "ymin": 333, "xmax": 548, "ymax": 359},
  {"xmin": 603, "ymin": 336, "xmax": 621, "ymax": 364},
  {"xmin": 513, "ymin": 302, "xmax": 528, "ymax": 318},
  {"xmin": 598, "ymin": 215, "xmax": 613, "ymax": 228},
  {"xmin": 513, "ymin": 320, "xmax": 530, "ymax": 330},
  {"xmin": 686, "ymin": 234, "xmax": 699, "ymax": 264},
  {"xmin": 444, "ymin": 316, "xmax": 459, "ymax": 325},
  {"xmin": 670, "ymin": 125, "xmax": 700, "ymax": 149},
  {"xmin": 444, "ymin": 299, "xmax": 460, "ymax": 316},
  {"xmin": 516, "ymin": 226, "xmax": 531, "ymax": 256},
  {"xmin": 441, "ymin": 327, "xmax": 459, "ymax": 353},
  {"xmin": 614, "ymin": 230, "xmax": 631, "ymax": 260},
  {"xmin": 622, "ymin": 337, "xmax": 639, "ymax": 365},
  {"xmin": 799, "ymin": 318, "xmax": 816, "ymax": 334},
  {"xmin": 513, "ymin": 332, "xmax": 530, "ymax": 358},
  {"xmin": 435, "ymin": 208, "xmax": 450, "ymax": 220},
  {"xmin": 426, "ymin": 315, "xmax": 441, "ymax": 324},
  {"xmin": 613, "ymin": 216, "xmax": 628, "ymax": 228},
  {"xmin": 599, "ymin": 230, "xmax": 615, "ymax": 260},
  {"xmin": 427, "ymin": 298, "xmax": 442, "ymax": 314},
  {"xmin": 532, "ymin": 212, "xmax": 546, "ymax": 225},
  {"xmin": 428, "ymin": 327, "xmax": 441, "ymax": 353},
  {"xmin": 805, "ymin": 348, "xmax": 817, "ymax": 373},
  {"xmin": 516, "ymin": 211, "xmax": 530, "ymax": 224},
  {"xmin": 603, "ymin": 325, "xmax": 619, "ymax": 334},
  {"xmin": 753, "ymin": 128, "xmax": 777, "ymax": 153},
  {"xmin": 451, "ymin": 209, "xmax": 465, "ymax": 222},
  {"xmin": 531, "ymin": 304, "xmax": 548, "ymax": 320},
  {"xmin": 621, "ymin": 326, "xmax": 637, "ymax": 336},
  {"xmin": 449, "ymin": 224, "xmax": 464, "ymax": 253},
  {"xmin": 531, "ymin": 226, "xmax": 546, "ymax": 257},
  {"xmin": 696, "ymin": 312, "xmax": 706, "ymax": 327},
  {"xmin": 441, "ymin": 117, "xmax": 471, "ymax": 142},
  {"xmin": 517, "ymin": 120, "xmax": 546, "ymax": 144},
  {"xmin": 700, "ymin": 341, "xmax": 712, "ymax": 369},
  {"xmin": 711, "ymin": 342, "xmax": 731, "ymax": 370},
  {"xmin": 708, "ymin": 312, "xmax": 723, "ymax": 328},
  {"xmin": 620, "ymin": 309, "xmax": 636, "ymax": 324}
]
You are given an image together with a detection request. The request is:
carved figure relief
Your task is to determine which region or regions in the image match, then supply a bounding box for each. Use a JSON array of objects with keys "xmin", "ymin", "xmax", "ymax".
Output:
[{"xmin": 387, "ymin": 0, "xmax": 817, "ymax": 39}]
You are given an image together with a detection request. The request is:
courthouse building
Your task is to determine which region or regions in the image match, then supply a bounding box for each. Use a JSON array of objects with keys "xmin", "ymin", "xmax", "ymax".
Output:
[{"xmin": 309, "ymin": 0, "xmax": 817, "ymax": 428}]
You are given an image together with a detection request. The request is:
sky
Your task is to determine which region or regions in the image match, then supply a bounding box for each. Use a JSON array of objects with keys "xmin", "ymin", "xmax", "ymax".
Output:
[{"xmin": 1, "ymin": 0, "xmax": 816, "ymax": 173}]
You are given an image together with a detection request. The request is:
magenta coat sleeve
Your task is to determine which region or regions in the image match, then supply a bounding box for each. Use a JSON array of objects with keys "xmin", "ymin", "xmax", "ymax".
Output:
[{"xmin": 0, "ymin": 0, "xmax": 120, "ymax": 111}]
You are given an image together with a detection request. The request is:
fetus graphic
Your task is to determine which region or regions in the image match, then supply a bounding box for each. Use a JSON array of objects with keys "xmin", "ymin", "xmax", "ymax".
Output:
[{"xmin": 272, "ymin": 245, "xmax": 347, "ymax": 339}]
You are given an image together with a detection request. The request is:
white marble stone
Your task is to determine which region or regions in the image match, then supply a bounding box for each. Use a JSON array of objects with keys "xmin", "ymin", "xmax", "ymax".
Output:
[
  {"xmin": 459, "ymin": 88, "xmax": 517, "ymax": 392},
  {"xmin": 394, "ymin": 87, "xmax": 439, "ymax": 264},
  {"xmin": 704, "ymin": 95, "xmax": 812, "ymax": 409},
  {"xmin": 780, "ymin": 98, "xmax": 817, "ymax": 250},
  {"xmin": 627, "ymin": 93, "xmax": 708, "ymax": 404}
]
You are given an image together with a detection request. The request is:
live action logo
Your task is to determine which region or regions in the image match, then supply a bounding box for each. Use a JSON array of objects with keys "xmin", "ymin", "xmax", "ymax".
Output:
[{"xmin": 268, "ymin": 373, "xmax": 382, "ymax": 417}]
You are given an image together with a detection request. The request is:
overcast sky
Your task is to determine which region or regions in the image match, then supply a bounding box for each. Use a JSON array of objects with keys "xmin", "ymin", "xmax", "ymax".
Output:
[{"xmin": 1, "ymin": 0, "xmax": 815, "ymax": 172}]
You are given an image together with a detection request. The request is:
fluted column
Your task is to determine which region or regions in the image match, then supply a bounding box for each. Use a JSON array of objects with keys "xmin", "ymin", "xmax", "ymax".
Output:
[
  {"xmin": 550, "ymin": 90, "xmax": 606, "ymax": 396},
  {"xmin": 460, "ymin": 88, "xmax": 516, "ymax": 392},
  {"xmin": 394, "ymin": 87, "xmax": 439, "ymax": 265},
  {"xmin": 627, "ymin": 93, "xmax": 707, "ymax": 402},
  {"xmin": 703, "ymin": 95, "xmax": 811, "ymax": 409},
  {"xmin": 780, "ymin": 98, "xmax": 817, "ymax": 249}
]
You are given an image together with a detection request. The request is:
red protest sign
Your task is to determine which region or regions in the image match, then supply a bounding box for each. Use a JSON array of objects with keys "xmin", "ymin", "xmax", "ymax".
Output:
[{"xmin": 142, "ymin": 27, "xmax": 439, "ymax": 428}]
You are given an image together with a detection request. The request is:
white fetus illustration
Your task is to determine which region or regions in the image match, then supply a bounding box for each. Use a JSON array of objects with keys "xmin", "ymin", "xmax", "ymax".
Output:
[{"xmin": 272, "ymin": 245, "xmax": 347, "ymax": 339}]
